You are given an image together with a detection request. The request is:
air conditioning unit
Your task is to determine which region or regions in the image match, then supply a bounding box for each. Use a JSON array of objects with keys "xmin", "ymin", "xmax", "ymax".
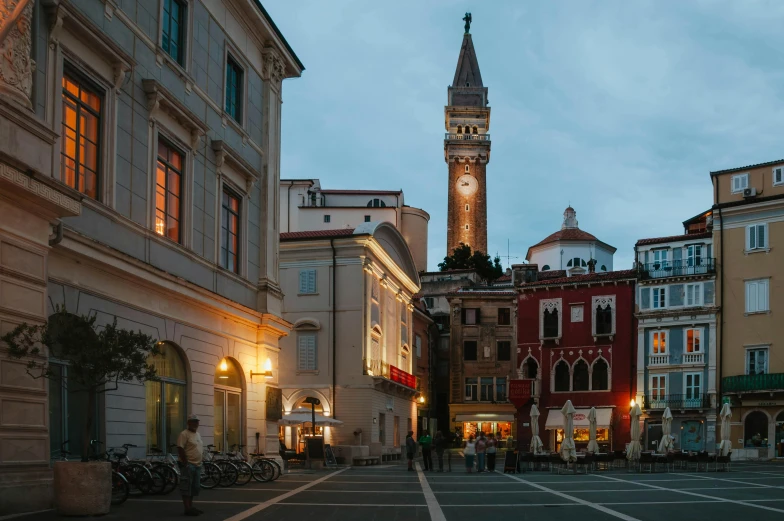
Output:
[{"xmin": 743, "ymin": 187, "xmax": 757, "ymax": 198}]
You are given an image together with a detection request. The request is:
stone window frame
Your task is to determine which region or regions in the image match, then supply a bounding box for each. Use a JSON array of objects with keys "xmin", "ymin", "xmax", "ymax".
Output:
[
  {"xmin": 591, "ymin": 295, "xmax": 616, "ymax": 341},
  {"xmin": 550, "ymin": 353, "xmax": 612, "ymax": 393},
  {"xmin": 539, "ymin": 298, "xmax": 562, "ymax": 343},
  {"xmin": 155, "ymin": 0, "xmax": 194, "ymax": 75},
  {"xmin": 223, "ymin": 41, "xmax": 249, "ymax": 131}
]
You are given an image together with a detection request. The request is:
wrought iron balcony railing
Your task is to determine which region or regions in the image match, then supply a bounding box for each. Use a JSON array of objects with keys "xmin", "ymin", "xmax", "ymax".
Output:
[
  {"xmin": 444, "ymin": 133, "xmax": 490, "ymax": 141},
  {"xmin": 722, "ymin": 373, "xmax": 784, "ymax": 394},
  {"xmin": 638, "ymin": 258, "xmax": 716, "ymax": 279},
  {"xmin": 643, "ymin": 393, "xmax": 710, "ymax": 409}
]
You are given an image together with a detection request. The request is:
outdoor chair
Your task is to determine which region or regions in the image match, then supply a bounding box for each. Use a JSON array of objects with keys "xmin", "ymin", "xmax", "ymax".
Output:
[
  {"xmin": 714, "ymin": 452, "xmax": 731, "ymax": 472},
  {"xmin": 533, "ymin": 453, "xmax": 549, "ymax": 471},
  {"xmin": 696, "ymin": 451, "xmax": 710, "ymax": 472},
  {"xmin": 674, "ymin": 451, "xmax": 689, "ymax": 470},
  {"xmin": 593, "ymin": 452, "xmax": 611, "ymax": 471},
  {"xmin": 575, "ymin": 452, "xmax": 594, "ymax": 474},
  {"xmin": 518, "ymin": 452, "xmax": 534, "ymax": 472},
  {"xmin": 660, "ymin": 451, "xmax": 675, "ymax": 472},
  {"xmin": 279, "ymin": 441, "xmax": 301, "ymax": 462},
  {"xmin": 548, "ymin": 453, "xmax": 565, "ymax": 474},
  {"xmin": 639, "ymin": 452, "xmax": 656, "ymax": 473},
  {"xmin": 612, "ymin": 450, "xmax": 627, "ymax": 469},
  {"xmin": 686, "ymin": 451, "xmax": 699, "ymax": 471}
]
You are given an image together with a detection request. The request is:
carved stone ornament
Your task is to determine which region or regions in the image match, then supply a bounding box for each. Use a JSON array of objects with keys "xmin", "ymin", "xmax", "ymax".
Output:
[
  {"xmin": 261, "ymin": 46, "xmax": 285, "ymax": 88},
  {"xmin": 0, "ymin": 0, "xmax": 35, "ymax": 109}
]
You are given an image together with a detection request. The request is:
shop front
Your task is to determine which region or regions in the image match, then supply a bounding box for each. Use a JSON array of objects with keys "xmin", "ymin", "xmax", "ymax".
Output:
[
  {"xmin": 544, "ymin": 407, "xmax": 613, "ymax": 452},
  {"xmin": 453, "ymin": 412, "xmax": 516, "ymax": 448}
]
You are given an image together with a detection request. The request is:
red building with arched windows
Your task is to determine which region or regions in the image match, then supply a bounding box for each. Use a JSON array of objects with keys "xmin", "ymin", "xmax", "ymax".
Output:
[{"xmin": 513, "ymin": 265, "xmax": 637, "ymax": 452}]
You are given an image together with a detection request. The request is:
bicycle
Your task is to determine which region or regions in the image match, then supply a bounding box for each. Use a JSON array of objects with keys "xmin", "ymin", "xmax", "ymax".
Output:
[
  {"xmin": 203, "ymin": 445, "xmax": 239, "ymax": 487},
  {"xmin": 101, "ymin": 443, "xmax": 157, "ymax": 496},
  {"xmin": 247, "ymin": 449, "xmax": 282, "ymax": 483},
  {"xmin": 225, "ymin": 445, "xmax": 255, "ymax": 486},
  {"xmin": 146, "ymin": 445, "xmax": 180, "ymax": 495},
  {"xmin": 55, "ymin": 440, "xmax": 129, "ymax": 506}
]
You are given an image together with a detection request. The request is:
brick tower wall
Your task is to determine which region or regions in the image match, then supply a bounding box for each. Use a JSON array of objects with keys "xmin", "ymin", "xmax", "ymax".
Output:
[{"xmin": 446, "ymin": 158, "xmax": 487, "ymax": 255}]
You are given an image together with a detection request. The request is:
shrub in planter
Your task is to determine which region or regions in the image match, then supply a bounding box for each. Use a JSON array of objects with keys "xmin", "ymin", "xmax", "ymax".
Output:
[{"xmin": 2, "ymin": 308, "xmax": 160, "ymax": 514}]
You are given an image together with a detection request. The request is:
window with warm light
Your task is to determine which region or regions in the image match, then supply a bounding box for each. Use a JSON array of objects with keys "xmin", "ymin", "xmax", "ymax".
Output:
[
  {"xmin": 220, "ymin": 187, "xmax": 241, "ymax": 273},
  {"xmin": 61, "ymin": 72, "xmax": 102, "ymax": 199},
  {"xmin": 652, "ymin": 331, "xmax": 667, "ymax": 354},
  {"xmin": 685, "ymin": 328, "xmax": 701, "ymax": 353},
  {"xmin": 155, "ymin": 140, "xmax": 183, "ymax": 242},
  {"xmin": 145, "ymin": 342, "xmax": 187, "ymax": 453}
]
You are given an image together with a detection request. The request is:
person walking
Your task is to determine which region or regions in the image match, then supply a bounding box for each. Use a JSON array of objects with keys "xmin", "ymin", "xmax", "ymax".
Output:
[
  {"xmin": 486, "ymin": 432, "xmax": 497, "ymax": 472},
  {"xmin": 434, "ymin": 431, "xmax": 446, "ymax": 472},
  {"xmin": 418, "ymin": 430, "xmax": 433, "ymax": 471},
  {"xmin": 464, "ymin": 435, "xmax": 476, "ymax": 472},
  {"xmin": 454, "ymin": 427, "xmax": 462, "ymax": 448},
  {"xmin": 475, "ymin": 433, "xmax": 487, "ymax": 472},
  {"xmin": 405, "ymin": 431, "xmax": 417, "ymax": 471},
  {"xmin": 176, "ymin": 415, "xmax": 204, "ymax": 516}
]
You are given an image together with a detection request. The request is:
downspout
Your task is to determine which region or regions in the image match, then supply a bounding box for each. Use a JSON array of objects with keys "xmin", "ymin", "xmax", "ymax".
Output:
[
  {"xmin": 331, "ymin": 238, "xmax": 337, "ymax": 420},
  {"xmin": 49, "ymin": 222, "xmax": 63, "ymax": 246},
  {"xmin": 285, "ymin": 181, "xmax": 294, "ymax": 232},
  {"xmin": 715, "ymin": 176, "xmax": 724, "ymax": 403}
]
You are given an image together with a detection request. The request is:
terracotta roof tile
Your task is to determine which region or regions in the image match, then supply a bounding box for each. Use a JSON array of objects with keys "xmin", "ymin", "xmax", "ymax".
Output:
[
  {"xmin": 518, "ymin": 269, "xmax": 637, "ymax": 289},
  {"xmin": 538, "ymin": 270, "xmax": 567, "ymax": 280},
  {"xmin": 710, "ymin": 159, "xmax": 784, "ymax": 176},
  {"xmin": 447, "ymin": 290, "xmax": 516, "ymax": 298},
  {"xmin": 280, "ymin": 229, "xmax": 356, "ymax": 240},
  {"xmin": 636, "ymin": 232, "xmax": 712, "ymax": 246}
]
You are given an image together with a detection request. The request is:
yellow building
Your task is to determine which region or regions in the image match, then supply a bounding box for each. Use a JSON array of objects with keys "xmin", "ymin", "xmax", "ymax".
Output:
[{"xmin": 713, "ymin": 160, "xmax": 784, "ymax": 458}]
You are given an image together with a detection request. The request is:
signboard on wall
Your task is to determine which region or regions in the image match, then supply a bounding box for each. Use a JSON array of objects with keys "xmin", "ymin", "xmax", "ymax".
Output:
[
  {"xmin": 509, "ymin": 380, "xmax": 534, "ymax": 408},
  {"xmin": 265, "ymin": 387, "xmax": 282, "ymax": 421},
  {"xmin": 389, "ymin": 365, "xmax": 416, "ymax": 389}
]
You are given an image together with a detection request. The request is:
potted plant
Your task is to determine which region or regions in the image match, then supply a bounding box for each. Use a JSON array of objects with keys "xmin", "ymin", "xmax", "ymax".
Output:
[{"xmin": 1, "ymin": 308, "xmax": 160, "ymax": 515}]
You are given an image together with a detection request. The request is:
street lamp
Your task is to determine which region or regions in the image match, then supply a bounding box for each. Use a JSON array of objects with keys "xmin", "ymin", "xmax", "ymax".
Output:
[
  {"xmin": 630, "ymin": 399, "xmax": 636, "ymax": 407},
  {"xmin": 419, "ymin": 395, "xmax": 426, "ymax": 404}
]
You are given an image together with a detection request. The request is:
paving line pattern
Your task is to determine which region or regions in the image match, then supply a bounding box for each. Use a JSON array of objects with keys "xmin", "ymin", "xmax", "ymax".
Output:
[{"xmin": 416, "ymin": 462, "xmax": 447, "ymax": 521}]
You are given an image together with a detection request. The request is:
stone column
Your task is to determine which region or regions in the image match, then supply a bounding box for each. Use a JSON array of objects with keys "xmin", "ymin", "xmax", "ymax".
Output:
[{"xmin": 0, "ymin": 0, "xmax": 34, "ymax": 109}]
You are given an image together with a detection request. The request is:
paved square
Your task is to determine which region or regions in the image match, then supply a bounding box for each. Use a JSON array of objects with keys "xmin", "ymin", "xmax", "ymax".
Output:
[{"xmin": 5, "ymin": 459, "xmax": 784, "ymax": 521}]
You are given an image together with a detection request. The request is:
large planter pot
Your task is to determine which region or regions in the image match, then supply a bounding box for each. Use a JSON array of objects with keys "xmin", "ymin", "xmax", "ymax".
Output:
[{"xmin": 53, "ymin": 461, "xmax": 112, "ymax": 516}]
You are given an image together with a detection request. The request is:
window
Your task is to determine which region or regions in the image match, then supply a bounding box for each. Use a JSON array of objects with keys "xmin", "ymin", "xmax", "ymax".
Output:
[
  {"xmin": 554, "ymin": 360, "xmax": 570, "ymax": 392},
  {"xmin": 155, "ymin": 140, "xmax": 183, "ymax": 242},
  {"xmin": 685, "ymin": 373, "xmax": 701, "ymax": 400},
  {"xmin": 522, "ymin": 358, "xmax": 538, "ymax": 379},
  {"xmin": 685, "ymin": 283, "xmax": 702, "ymax": 307},
  {"xmin": 652, "ymin": 249, "xmax": 668, "ymax": 267},
  {"xmin": 600, "ymin": 265, "xmax": 607, "ymax": 272},
  {"xmin": 162, "ymin": 0, "xmax": 186, "ymax": 65},
  {"xmin": 542, "ymin": 265, "xmax": 550, "ymax": 271},
  {"xmin": 573, "ymin": 360, "xmax": 589, "ymax": 391},
  {"xmin": 732, "ymin": 173, "xmax": 749, "ymax": 193},
  {"xmin": 61, "ymin": 72, "xmax": 101, "ymax": 199},
  {"xmin": 747, "ymin": 224, "xmax": 767, "ymax": 251},
  {"xmin": 299, "ymin": 269, "xmax": 317, "ymax": 294},
  {"xmin": 480, "ymin": 377, "xmax": 494, "ymax": 401},
  {"xmin": 745, "ymin": 279, "xmax": 769, "ymax": 313},
  {"xmin": 541, "ymin": 299, "xmax": 561, "ymax": 339},
  {"xmin": 592, "ymin": 359, "xmax": 609, "ymax": 391},
  {"xmin": 687, "ymin": 244, "xmax": 703, "ymax": 267},
  {"xmin": 465, "ymin": 165, "xmax": 469, "ymax": 172},
  {"xmin": 220, "ymin": 188, "xmax": 241, "ymax": 273},
  {"xmin": 364, "ymin": 215, "xmax": 371, "ymax": 222},
  {"xmin": 652, "ymin": 287, "xmax": 666, "ymax": 309},
  {"xmin": 367, "ymin": 198, "xmax": 386, "ymax": 207},
  {"xmin": 775, "ymin": 166, "xmax": 784, "ymax": 186},
  {"xmin": 225, "ymin": 55, "xmax": 243, "ymax": 122},
  {"xmin": 423, "ymin": 297, "xmax": 434, "ymax": 309},
  {"xmin": 498, "ymin": 308, "xmax": 511, "ymax": 325},
  {"xmin": 146, "ymin": 343, "xmax": 187, "ymax": 453},
  {"xmin": 650, "ymin": 375, "xmax": 667, "ymax": 400},
  {"xmin": 640, "ymin": 287, "xmax": 651, "ymax": 309},
  {"xmin": 463, "ymin": 341, "xmax": 477, "ymax": 361},
  {"xmin": 462, "ymin": 308, "xmax": 478, "ymax": 325},
  {"xmin": 495, "ymin": 377, "xmax": 507, "ymax": 402},
  {"xmin": 465, "ymin": 224, "xmax": 470, "ymax": 230},
  {"xmin": 652, "ymin": 331, "xmax": 667, "ymax": 354},
  {"xmin": 497, "ymin": 341, "xmax": 511, "ymax": 361},
  {"xmin": 297, "ymin": 335, "xmax": 317, "ymax": 371},
  {"xmin": 465, "ymin": 378, "xmax": 478, "ymax": 401},
  {"xmin": 49, "ymin": 362, "xmax": 100, "ymax": 459},
  {"xmin": 543, "ymin": 308, "xmax": 559, "ymax": 337},
  {"xmin": 465, "ymin": 204, "xmax": 470, "ymax": 211},
  {"xmin": 746, "ymin": 347, "xmax": 768, "ymax": 375},
  {"xmin": 685, "ymin": 329, "xmax": 701, "ymax": 353},
  {"xmin": 595, "ymin": 303, "xmax": 612, "ymax": 335},
  {"xmin": 323, "ymin": 215, "xmax": 331, "ymax": 223}
]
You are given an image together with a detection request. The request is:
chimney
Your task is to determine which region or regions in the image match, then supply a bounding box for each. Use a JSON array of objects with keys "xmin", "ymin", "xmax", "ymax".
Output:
[
  {"xmin": 588, "ymin": 259, "xmax": 597, "ymax": 274},
  {"xmin": 512, "ymin": 263, "xmax": 538, "ymax": 286}
]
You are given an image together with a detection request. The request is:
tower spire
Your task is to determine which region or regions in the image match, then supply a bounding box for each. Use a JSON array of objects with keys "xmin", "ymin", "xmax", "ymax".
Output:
[{"xmin": 452, "ymin": 32, "xmax": 483, "ymax": 89}]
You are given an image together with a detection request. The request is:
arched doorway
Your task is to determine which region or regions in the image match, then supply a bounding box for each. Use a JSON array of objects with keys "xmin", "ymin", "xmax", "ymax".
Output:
[
  {"xmin": 146, "ymin": 342, "xmax": 188, "ymax": 452},
  {"xmin": 214, "ymin": 358, "xmax": 243, "ymax": 452},
  {"xmin": 775, "ymin": 411, "xmax": 784, "ymax": 458},
  {"xmin": 744, "ymin": 411, "xmax": 768, "ymax": 447}
]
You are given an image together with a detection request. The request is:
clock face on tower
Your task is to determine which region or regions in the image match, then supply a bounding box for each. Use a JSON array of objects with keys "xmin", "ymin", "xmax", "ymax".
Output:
[{"xmin": 456, "ymin": 174, "xmax": 478, "ymax": 196}]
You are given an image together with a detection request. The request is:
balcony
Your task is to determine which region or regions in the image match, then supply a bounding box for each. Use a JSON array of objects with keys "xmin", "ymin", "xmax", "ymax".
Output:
[
  {"xmin": 643, "ymin": 394, "xmax": 710, "ymax": 410},
  {"xmin": 648, "ymin": 354, "xmax": 670, "ymax": 366},
  {"xmin": 444, "ymin": 133, "xmax": 490, "ymax": 141},
  {"xmin": 639, "ymin": 258, "xmax": 715, "ymax": 280},
  {"xmin": 722, "ymin": 373, "xmax": 784, "ymax": 394},
  {"xmin": 363, "ymin": 358, "xmax": 419, "ymax": 391},
  {"xmin": 682, "ymin": 352, "xmax": 704, "ymax": 365}
]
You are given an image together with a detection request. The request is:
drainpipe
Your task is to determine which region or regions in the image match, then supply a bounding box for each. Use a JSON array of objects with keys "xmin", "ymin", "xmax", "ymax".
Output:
[
  {"xmin": 331, "ymin": 238, "xmax": 337, "ymax": 420},
  {"xmin": 714, "ymin": 177, "xmax": 724, "ymax": 403},
  {"xmin": 285, "ymin": 181, "xmax": 294, "ymax": 232},
  {"xmin": 49, "ymin": 222, "xmax": 63, "ymax": 246}
]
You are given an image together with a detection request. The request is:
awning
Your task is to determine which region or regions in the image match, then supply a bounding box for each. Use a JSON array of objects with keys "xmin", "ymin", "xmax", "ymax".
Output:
[
  {"xmin": 544, "ymin": 408, "xmax": 612, "ymax": 430},
  {"xmin": 455, "ymin": 414, "xmax": 515, "ymax": 422}
]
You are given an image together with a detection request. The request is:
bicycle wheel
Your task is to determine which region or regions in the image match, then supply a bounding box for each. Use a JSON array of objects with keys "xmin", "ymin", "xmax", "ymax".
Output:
[
  {"xmin": 111, "ymin": 471, "xmax": 129, "ymax": 505},
  {"xmin": 251, "ymin": 459, "xmax": 274, "ymax": 483},
  {"xmin": 216, "ymin": 460, "xmax": 239, "ymax": 487},
  {"xmin": 152, "ymin": 464, "xmax": 179, "ymax": 495},
  {"xmin": 200, "ymin": 462, "xmax": 221, "ymax": 489},
  {"xmin": 268, "ymin": 458, "xmax": 282, "ymax": 481},
  {"xmin": 231, "ymin": 461, "xmax": 253, "ymax": 486},
  {"xmin": 125, "ymin": 463, "xmax": 155, "ymax": 495}
]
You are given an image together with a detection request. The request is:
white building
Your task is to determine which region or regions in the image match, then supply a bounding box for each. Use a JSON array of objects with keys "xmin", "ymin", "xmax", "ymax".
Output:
[
  {"xmin": 279, "ymin": 179, "xmax": 430, "ymax": 272},
  {"xmin": 277, "ymin": 223, "xmax": 421, "ymax": 457},
  {"xmin": 526, "ymin": 207, "xmax": 616, "ymax": 275}
]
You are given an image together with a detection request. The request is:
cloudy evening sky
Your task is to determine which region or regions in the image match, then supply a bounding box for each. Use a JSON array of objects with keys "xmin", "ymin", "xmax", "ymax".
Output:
[{"xmin": 265, "ymin": 0, "xmax": 784, "ymax": 271}]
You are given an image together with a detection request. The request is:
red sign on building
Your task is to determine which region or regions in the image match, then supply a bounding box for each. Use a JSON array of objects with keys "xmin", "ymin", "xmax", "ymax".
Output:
[
  {"xmin": 509, "ymin": 380, "xmax": 534, "ymax": 408},
  {"xmin": 389, "ymin": 365, "xmax": 416, "ymax": 389}
]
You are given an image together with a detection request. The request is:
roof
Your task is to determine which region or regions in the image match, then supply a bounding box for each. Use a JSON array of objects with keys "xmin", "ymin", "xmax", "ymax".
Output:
[
  {"xmin": 682, "ymin": 210, "xmax": 712, "ymax": 226},
  {"xmin": 495, "ymin": 274, "xmax": 511, "ymax": 282},
  {"xmin": 636, "ymin": 232, "xmax": 712, "ymax": 247},
  {"xmin": 526, "ymin": 229, "xmax": 615, "ymax": 260},
  {"xmin": 447, "ymin": 290, "xmax": 516, "ymax": 298},
  {"xmin": 253, "ymin": 2, "xmax": 305, "ymax": 71},
  {"xmin": 518, "ymin": 269, "xmax": 637, "ymax": 289},
  {"xmin": 319, "ymin": 189, "xmax": 402, "ymax": 195},
  {"xmin": 713, "ymin": 193, "xmax": 784, "ymax": 210},
  {"xmin": 280, "ymin": 229, "xmax": 356, "ymax": 241},
  {"xmin": 538, "ymin": 270, "xmax": 567, "ymax": 280},
  {"xmin": 421, "ymin": 269, "xmax": 477, "ymax": 275},
  {"xmin": 452, "ymin": 34, "xmax": 483, "ymax": 87},
  {"xmin": 710, "ymin": 159, "xmax": 784, "ymax": 176}
]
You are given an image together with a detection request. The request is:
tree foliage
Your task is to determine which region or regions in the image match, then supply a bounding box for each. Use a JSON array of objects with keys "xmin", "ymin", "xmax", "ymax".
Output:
[
  {"xmin": 438, "ymin": 243, "xmax": 504, "ymax": 282},
  {"xmin": 1, "ymin": 307, "xmax": 161, "ymax": 460}
]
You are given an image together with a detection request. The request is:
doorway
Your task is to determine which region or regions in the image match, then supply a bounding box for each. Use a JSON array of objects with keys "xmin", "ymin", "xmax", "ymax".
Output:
[
  {"xmin": 647, "ymin": 422, "xmax": 662, "ymax": 451},
  {"xmin": 214, "ymin": 358, "xmax": 243, "ymax": 452}
]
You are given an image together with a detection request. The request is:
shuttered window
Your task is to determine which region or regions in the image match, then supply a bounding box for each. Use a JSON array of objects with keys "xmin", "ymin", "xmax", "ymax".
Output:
[
  {"xmin": 299, "ymin": 269, "xmax": 317, "ymax": 294},
  {"xmin": 297, "ymin": 335, "xmax": 317, "ymax": 371}
]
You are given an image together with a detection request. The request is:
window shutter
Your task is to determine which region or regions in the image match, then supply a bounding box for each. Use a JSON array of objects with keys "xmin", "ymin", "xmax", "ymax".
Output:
[
  {"xmin": 308, "ymin": 269, "xmax": 316, "ymax": 293},
  {"xmin": 299, "ymin": 271, "xmax": 308, "ymax": 293},
  {"xmin": 640, "ymin": 288, "xmax": 650, "ymax": 309},
  {"xmin": 746, "ymin": 282, "xmax": 756, "ymax": 313},
  {"xmin": 748, "ymin": 226, "xmax": 755, "ymax": 250},
  {"xmin": 307, "ymin": 336, "xmax": 317, "ymax": 370},
  {"xmin": 758, "ymin": 225, "xmax": 766, "ymax": 249},
  {"xmin": 673, "ymin": 248, "xmax": 682, "ymax": 262},
  {"xmin": 298, "ymin": 336, "xmax": 307, "ymax": 370},
  {"xmin": 759, "ymin": 280, "xmax": 768, "ymax": 312}
]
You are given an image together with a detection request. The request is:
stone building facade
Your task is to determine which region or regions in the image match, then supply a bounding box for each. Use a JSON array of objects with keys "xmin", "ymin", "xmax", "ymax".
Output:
[{"xmin": 0, "ymin": 0, "xmax": 302, "ymax": 513}]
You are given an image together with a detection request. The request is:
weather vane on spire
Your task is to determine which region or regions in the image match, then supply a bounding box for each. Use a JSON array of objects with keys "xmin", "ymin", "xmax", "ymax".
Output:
[{"xmin": 463, "ymin": 12, "xmax": 472, "ymax": 34}]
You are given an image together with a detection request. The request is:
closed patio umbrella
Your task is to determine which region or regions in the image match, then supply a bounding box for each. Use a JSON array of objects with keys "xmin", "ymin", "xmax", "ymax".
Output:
[
  {"xmin": 719, "ymin": 403, "xmax": 732, "ymax": 456},
  {"xmin": 626, "ymin": 402, "xmax": 642, "ymax": 461},
  {"xmin": 560, "ymin": 400, "xmax": 577, "ymax": 463},
  {"xmin": 278, "ymin": 409, "xmax": 344, "ymax": 426},
  {"xmin": 658, "ymin": 407, "xmax": 674, "ymax": 453},
  {"xmin": 587, "ymin": 407, "xmax": 600, "ymax": 453},
  {"xmin": 530, "ymin": 404, "xmax": 544, "ymax": 454}
]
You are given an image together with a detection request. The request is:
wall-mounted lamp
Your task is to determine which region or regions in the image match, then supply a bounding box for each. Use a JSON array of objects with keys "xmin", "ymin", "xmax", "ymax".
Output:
[
  {"xmin": 218, "ymin": 358, "xmax": 229, "ymax": 379},
  {"xmin": 250, "ymin": 359, "xmax": 274, "ymax": 381},
  {"xmin": 630, "ymin": 399, "xmax": 636, "ymax": 407},
  {"xmin": 419, "ymin": 395, "xmax": 426, "ymax": 404}
]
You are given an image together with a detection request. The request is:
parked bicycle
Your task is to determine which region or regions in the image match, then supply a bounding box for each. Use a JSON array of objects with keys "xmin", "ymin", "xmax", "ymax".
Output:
[
  {"xmin": 245, "ymin": 447, "xmax": 282, "ymax": 483},
  {"xmin": 201, "ymin": 445, "xmax": 233, "ymax": 488}
]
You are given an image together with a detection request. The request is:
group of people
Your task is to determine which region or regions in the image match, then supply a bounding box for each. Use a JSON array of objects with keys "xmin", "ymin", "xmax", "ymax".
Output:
[
  {"xmin": 405, "ymin": 430, "xmax": 447, "ymax": 471},
  {"xmin": 462, "ymin": 432, "xmax": 499, "ymax": 472}
]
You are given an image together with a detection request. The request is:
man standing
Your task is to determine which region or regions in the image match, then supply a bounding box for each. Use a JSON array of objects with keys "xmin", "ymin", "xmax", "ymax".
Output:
[
  {"xmin": 177, "ymin": 415, "xmax": 204, "ymax": 516},
  {"xmin": 418, "ymin": 430, "xmax": 433, "ymax": 471},
  {"xmin": 405, "ymin": 431, "xmax": 417, "ymax": 471}
]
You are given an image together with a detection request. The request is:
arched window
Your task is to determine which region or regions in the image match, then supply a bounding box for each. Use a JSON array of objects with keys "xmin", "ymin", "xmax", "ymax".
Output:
[
  {"xmin": 457, "ymin": 126, "xmax": 462, "ymax": 134},
  {"xmin": 554, "ymin": 360, "xmax": 570, "ymax": 392},
  {"xmin": 214, "ymin": 358, "xmax": 243, "ymax": 451},
  {"xmin": 573, "ymin": 360, "xmax": 589, "ymax": 391},
  {"xmin": 601, "ymin": 265, "xmax": 607, "ymax": 272},
  {"xmin": 465, "ymin": 164, "xmax": 470, "ymax": 172},
  {"xmin": 367, "ymin": 198, "xmax": 387, "ymax": 208},
  {"xmin": 146, "ymin": 342, "xmax": 187, "ymax": 453},
  {"xmin": 581, "ymin": 259, "xmax": 587, "ymax": 267},
  {"xmin": 541, "ymin": 265, "xmax": 550, "ymax": 271},
  {"xmin": 744, "ymin": 411, "xmax": 768, "ymax": 447},
  {"xmin": 523, "ymin": 357, "xmax": 538, "ymax": 379},
  {"xmin": 543, "ymin": 308, "xmax": 559, "ymax": 338},
  {"xmin": 596, "ymin": 304, "xmax": 612, "ymax": 335},
  {"xmin": 472, "ymin": 126, "xmax": 478, "ymax": 134},
  {"xmin": 592, "ymin": 358, "xmax": 609, "ymax": 390},
  {"xmin": 465, "ymin": 126, "xmax": 471, "ymax": 134},
  {"xmin": 567, "ymin": 259, "xmax": 573, "ymax": 267}
]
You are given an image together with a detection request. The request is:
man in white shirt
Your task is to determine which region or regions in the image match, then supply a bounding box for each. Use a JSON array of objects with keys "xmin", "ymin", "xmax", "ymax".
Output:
[{"xmin": 177, "ymin": 415, "xmax": 204, "ymax": 516}]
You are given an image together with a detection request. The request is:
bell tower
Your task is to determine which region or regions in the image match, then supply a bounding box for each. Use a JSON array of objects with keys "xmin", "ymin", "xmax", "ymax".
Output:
[{"xmin": 445, "ymin": 15, "xmax": 490, "ymax": 256}]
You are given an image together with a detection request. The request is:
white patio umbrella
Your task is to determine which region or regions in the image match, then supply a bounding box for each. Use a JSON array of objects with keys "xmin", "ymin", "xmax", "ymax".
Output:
[
  {"xmin": 658, "ymin": 407, "xmax": 674, "ymax": 453},
  {"xmin": 530, "ymin": 404, "xmax": 544, "ymax": 454},
  {"xmin": 719, "ymin": 403, "xmax": 732, "ymax": 456},
  {"xmin": 587, "ymin": 407, "xmax": 600, "ymax": 453},
  {"xmin": 626, "ymin": 402, "xmax": 642, "ymax": 461},
  {"xmin": 560, "ymin": 400, "xmax": 577, "ymax": 463},
  {"xmin": 278, "ymin": 408, "xmax": 344, "ymax": 426}
]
